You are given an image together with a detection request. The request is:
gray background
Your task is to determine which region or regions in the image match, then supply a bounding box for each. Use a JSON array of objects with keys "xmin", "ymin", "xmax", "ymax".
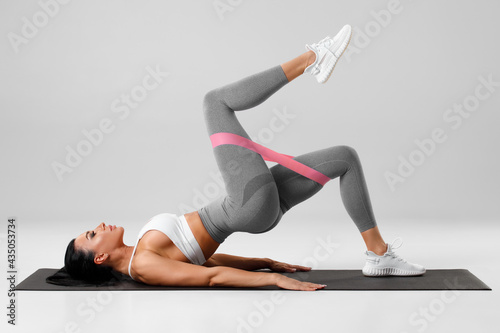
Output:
[
  {"xmin": 1, "ymin": 0, "xmax": 499, "ymax": 225},
  {"xmin": 1, "ymin": 1, "xmax": 499, "ymax": 332}
]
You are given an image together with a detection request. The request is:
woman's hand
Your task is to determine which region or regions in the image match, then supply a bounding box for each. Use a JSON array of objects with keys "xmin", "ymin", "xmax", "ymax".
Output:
[
  {"xmin": 268, "ymin": 260, "xmax": 325, "ymax": 291},
  {"xmin": 274, "ymin": 274, "xmax": 326, "ymax": 291},
  {"xmin": 268, "ymin": 259, "xmax": 312, "ymax": 273}
]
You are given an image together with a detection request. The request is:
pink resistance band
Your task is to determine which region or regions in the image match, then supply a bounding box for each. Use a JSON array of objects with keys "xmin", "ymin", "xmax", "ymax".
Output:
[{"xmin": 210, "ymin": 132, "xmax": 331, "ymax": 186}]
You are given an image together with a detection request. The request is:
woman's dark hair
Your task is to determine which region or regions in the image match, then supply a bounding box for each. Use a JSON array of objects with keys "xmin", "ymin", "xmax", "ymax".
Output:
[
  {"xmin": 63, "ymin": 238, "xmax": 115, "ymax": 283},
  {"xmin": 46, "ymin": 238, "xmax": 127, "ymax": 286}
]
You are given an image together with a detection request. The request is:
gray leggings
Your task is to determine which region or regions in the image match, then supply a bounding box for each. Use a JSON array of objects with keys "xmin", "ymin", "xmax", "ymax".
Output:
[{"xmin": 197, "ymin": 65, "xmax": 377, "ymax": 244}]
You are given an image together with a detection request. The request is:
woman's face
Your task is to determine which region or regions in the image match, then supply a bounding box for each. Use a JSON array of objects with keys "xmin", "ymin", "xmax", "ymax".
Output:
[{"xmin": 74, "ymin": 222, "xmax": 125, "ymax": 265}]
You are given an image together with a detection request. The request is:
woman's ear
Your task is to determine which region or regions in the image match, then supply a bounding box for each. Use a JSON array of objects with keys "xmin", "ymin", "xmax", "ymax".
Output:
[{"xmin": 94, "ymin": 253, "xmax": 109, "ymax": 265}]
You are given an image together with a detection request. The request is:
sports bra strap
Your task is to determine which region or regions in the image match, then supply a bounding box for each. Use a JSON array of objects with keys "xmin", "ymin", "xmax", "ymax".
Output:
[{"xmin": 210, "ymin": 132, "xmax": 331, "ymax": 186}]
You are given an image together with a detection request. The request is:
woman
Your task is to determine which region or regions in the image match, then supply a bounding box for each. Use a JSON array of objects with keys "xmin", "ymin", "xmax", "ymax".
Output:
[{"xmin": 63, "ymin": 25, "xmax": 425, "ymax": 291}]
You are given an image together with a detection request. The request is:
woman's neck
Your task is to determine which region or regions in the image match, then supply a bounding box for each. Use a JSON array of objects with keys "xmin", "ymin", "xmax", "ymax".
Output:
[{"xmin": 105, "ymin": 244, "xmax": 136, "ymax": 277}]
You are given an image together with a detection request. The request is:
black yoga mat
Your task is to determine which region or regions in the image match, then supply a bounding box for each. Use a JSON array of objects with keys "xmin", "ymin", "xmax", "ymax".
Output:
[{"xmin": 17, "ymin": 268, "xmax": 491, "ymax": 291}]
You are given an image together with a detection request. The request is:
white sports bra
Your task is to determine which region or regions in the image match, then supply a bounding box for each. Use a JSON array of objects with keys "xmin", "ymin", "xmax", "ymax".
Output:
[{"xmin": 127, "ymin": 213, "xmax": 206, "ymax": 281}]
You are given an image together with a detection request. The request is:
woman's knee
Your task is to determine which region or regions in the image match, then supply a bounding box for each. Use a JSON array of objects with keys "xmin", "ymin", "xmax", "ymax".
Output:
[
  {"xmin": 334, "ymin": 145, "xmax": 361, "ymax": 164},
  {"xmin": 203, "ymin": 88, "xmax": 224, "ymax": 112},
  {"xmin": 203, "ymin": 88, "xmax": 218, "ymax": 104}
]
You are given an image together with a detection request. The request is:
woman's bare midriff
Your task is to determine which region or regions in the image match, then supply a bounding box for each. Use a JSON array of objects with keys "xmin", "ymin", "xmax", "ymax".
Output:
[
  {"xmin": 133, "ymin": 211, "xmax": 221, "ymax": 264},
  {"xmin": 184, "ymin": 211, "xmax": 221, "ymax": 259}
]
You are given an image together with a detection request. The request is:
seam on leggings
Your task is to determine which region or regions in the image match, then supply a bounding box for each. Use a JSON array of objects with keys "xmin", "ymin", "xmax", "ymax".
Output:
[
  {"xmin": 275, "ymin": 166, "xmax": 324, "ymax": 213},
  {"xmin": 277, "ymin": 173, "xmax": 322, "ymax": 188},
  {"xmin": 279, "ymin": 199, "xmax": 290, "ymax": 214},
  {"xmin": 275, "ymin": 172, "xmax": 321, "ymax": 211}
]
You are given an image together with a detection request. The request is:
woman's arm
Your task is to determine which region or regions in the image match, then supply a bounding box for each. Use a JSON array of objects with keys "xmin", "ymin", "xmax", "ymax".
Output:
[
  {"xmin": 203, "ymin": 253, "xmax": 272, "ymax": 270},
  {"xmin": 203, "ymin": 253, "xmax": 312, "ymax": 273},
  {"xmin": 134, "ymin": 252, "xmax": 325, "ymax": 291}
]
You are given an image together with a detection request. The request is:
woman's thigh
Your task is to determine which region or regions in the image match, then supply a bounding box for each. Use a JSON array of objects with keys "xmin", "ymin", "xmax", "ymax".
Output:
[
  {"xmin": 197, "ymin": 66, "xmax": 292, "ymax": 242},
  {"xmin": 198, "ymin": 90, "xmax": 282, "ymax": 242},
  {"xmin": 270, "ymin": 146, "xmax": 352, "ymax": 214},
  {"xmin": 202, "ymin": 89, "xmax": 280, "ymax": 215}
]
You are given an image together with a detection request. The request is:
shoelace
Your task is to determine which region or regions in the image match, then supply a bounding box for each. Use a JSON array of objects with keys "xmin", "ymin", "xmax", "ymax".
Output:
[
  {"xmin": 314, "ymin": 36, "xmax": 332, "ymax": 48},
  {"xmin": 385, "ymin": 237, "xmax": 407, "ymax": 263},
  {"xmin": 306, "ymin": 36, "xmax": 336, "ymax": 75},
  {"xmin": 307, "ymin": 36, "xmax": 332, "ymax": 53}
]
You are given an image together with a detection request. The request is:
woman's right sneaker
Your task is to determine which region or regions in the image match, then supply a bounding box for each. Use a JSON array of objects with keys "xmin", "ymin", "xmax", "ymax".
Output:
[
  {"xmin": 362, "ymin": 238, "xmax": 426, "ymax": 277},
  {"xmin": 304, "ymin": 24, "xmax": 352, "ymax": 84}
]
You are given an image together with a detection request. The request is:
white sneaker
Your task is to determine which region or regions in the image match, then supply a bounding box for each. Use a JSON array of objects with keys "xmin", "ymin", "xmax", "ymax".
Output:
[
  {"xmin": 304, "ymin": 24, "xmax": 352, "ymax": 84},
  {"xmin": 362, "ymin": 238, "xmax": 426, "ymax": 277}
]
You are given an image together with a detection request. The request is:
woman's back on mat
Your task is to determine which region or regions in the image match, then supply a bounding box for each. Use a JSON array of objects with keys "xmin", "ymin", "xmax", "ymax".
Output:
[{"xmin": 59, "ymin": 25, "xmax": 425, "ymax": 291}]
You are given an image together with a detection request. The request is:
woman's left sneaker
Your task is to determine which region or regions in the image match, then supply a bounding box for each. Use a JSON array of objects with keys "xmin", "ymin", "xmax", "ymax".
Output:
[
  {"xmin": 362, "ymin": 238, "xmax": 426, "ymax": 277},
  {"xmin": 304, "ymin": 24, "xmax": 352, "ymax": 84}
]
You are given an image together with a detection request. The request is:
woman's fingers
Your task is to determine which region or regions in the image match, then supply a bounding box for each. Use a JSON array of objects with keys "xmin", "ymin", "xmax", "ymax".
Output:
[
  {"xmin": 304, "ymin": 282, "xmax": 327, "ymax": 291},
  {"xmin": 296, "ymin": 281, "xmax": 326, "ymax": 291},
  {"xmin": 298, "ymin": 281, "xmax": 326, "ymax": 291},
  {"xmin": 270, "ymin": 260, "xmax": 312, "ymax": 272},
  {"xmin": 276, "ymin": 275, "xmax": 326, "ymax": 291},
  {"xmin": 282, "ymin": 264, "xmax": 312, "ymax": 272},
  {"xmin": 288, "ymin": 264, "xmax": 312, "ymax": 272}
]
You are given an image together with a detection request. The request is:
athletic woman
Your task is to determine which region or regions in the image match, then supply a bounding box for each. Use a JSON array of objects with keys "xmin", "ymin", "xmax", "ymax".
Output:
[{"xmin": 64, "ymin": 25, "xmax": 425, "ymax": 291}]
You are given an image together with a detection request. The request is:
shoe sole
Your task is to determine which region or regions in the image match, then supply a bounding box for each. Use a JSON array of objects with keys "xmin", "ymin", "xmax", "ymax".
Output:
[
  {"xmin": 362, "ymin": 267, "xmax": 426, "ymax": 277},
  {"xmin": 318, "ymin": 28, "xmax": 352, "ymax": 84}
]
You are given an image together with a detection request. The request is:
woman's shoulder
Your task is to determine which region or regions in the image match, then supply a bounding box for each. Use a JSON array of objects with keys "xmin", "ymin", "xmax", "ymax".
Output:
[{"xmin": 129, "ymin": 249, "xmax": 162, "ymax": 282}]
